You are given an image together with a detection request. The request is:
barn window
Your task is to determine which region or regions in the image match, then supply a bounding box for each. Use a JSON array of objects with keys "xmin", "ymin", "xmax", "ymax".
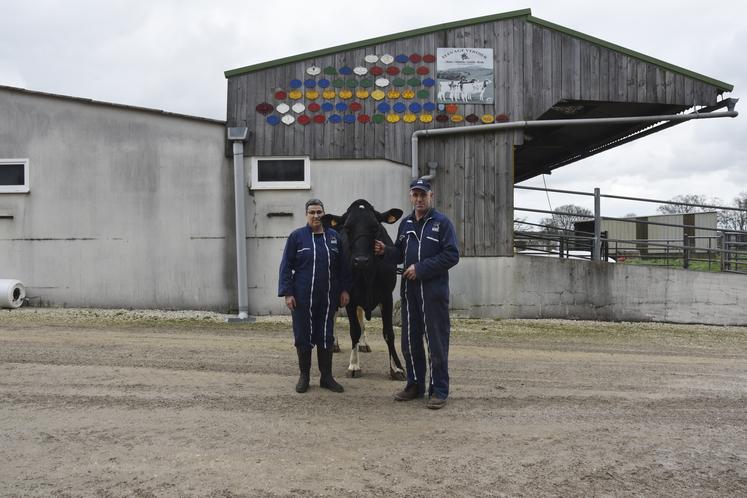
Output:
[
  {"xmin": 250, "ymin": 156, "xmax": 310, "ymax": 190},
  {"xmin": 0, "ymin": 159, "xmax": 30, "ymax": 193}
]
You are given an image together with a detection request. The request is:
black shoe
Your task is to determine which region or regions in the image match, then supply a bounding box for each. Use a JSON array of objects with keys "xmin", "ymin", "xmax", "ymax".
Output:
[
  {"xmin": 317, "ymin": 347, "xmax": 344, "ymax": 393},
  {"xmin": 394, "ymin": 384, "xmax": 422, "ymax": 401},
  {"xmin": 426, "ymin": 396, "xmax": 447, "ymax": 410},
  {"xmin": 295, "ymin": 347, "xmax": 311, "ymax": 393}
]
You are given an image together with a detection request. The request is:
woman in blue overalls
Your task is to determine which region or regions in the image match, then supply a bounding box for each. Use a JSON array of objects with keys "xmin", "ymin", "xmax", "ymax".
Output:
[{"xmin": 279, "ymin": 199, "xmax": 351, "ymax": 393}]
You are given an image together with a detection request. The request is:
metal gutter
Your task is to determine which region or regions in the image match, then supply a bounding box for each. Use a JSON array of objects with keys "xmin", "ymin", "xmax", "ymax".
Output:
[{"xmin": 410, "ymin": 100, "xmax": 739, "ymax": 179}]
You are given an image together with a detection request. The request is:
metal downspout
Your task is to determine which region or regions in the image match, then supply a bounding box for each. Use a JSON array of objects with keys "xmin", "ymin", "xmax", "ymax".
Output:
[{"xmin": 410, "ymin": 105, "xmax": 739, "ymax": 179}]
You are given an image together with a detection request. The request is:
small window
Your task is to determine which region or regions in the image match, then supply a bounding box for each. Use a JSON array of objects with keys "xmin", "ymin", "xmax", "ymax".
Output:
[
  {"xmin": 0, "ymin": 159, "xmax": 30, "ymax": 193},
  {"xmin": 250, "ymin": 156, "xmax": 310, "ymax": 190}
]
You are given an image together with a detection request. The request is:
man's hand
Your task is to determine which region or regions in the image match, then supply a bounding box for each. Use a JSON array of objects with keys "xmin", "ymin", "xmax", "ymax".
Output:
[
  {"xmin": 374, "ymin": 240, "xmax": 385, "ymax": 256},
  {"xmin": 340, "ymin": 290, "xmax": 350, "ymax": 308},
  {"xmin": 403, "ymin": 264, "xmax": 417, "ymax": 280},
  {"xmin": 285, "ymin": 295, "xmax": 296, "ymax": 311}
]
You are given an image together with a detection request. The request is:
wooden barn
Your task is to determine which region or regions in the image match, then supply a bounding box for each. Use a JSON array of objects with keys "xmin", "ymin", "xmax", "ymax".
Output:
[{"xmin": 225, "ymin": 8, "xmax": 734, "ymax": 288}]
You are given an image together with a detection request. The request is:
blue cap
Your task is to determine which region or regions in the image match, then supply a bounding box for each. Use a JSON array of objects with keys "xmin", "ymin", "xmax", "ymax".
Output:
[{"xmin": 409, "ymin": 178, "xmax": 431, "ymax": 192}]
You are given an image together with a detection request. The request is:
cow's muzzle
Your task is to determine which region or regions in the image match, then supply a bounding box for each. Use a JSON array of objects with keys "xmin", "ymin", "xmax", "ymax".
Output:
[{"xmin": 352, "ymin": 256, "xmax": 371, "ymax": 269}]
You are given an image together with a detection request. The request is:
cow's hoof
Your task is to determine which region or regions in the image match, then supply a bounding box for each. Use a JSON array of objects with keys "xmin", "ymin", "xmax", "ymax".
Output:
[
  {"xmin": 347, "ymin": 369, "xmax": 361, "ymax": 378},
  {"xmin": 358, "ymin": 344, "xmax": 372, "ymax": 353},
  {"xmin": 333, "ymin": 344, "xmax": 340, "ymax": 353},
  {"xmin": 390, "ymin": 370, "xmax": 406, "ymax": 381}
]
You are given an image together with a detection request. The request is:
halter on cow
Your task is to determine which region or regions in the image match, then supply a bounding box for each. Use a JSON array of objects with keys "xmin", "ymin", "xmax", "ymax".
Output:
[{"xmin": 323, "ymin": 200, "xmax": 406, "ymax": 380}]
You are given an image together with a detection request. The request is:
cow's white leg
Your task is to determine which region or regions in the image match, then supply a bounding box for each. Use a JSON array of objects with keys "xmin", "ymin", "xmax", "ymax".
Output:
[
  {"xmin": 356, "ymin": 307, "xmax": 371, "ymax": 352},
  {"xmin": 347, "ymin": 347, "xmax": 361, "ymax": 378}
]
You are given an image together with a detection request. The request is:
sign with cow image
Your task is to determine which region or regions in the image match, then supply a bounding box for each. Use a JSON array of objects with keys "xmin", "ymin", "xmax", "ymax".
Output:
[{"xmin": 436, "ymin": 48, "xmax": 494, "ymax": 104}]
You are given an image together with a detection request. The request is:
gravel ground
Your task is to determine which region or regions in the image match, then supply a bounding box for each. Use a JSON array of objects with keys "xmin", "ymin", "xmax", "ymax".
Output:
[{"xmin": 1, "ymin": 307, "xmax": 746, "ymax": 497}]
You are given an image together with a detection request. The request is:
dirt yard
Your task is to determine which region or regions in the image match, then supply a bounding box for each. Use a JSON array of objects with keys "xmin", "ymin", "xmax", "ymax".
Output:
[{"xmin": 1, "ymin": 308, "xmax": 745, "ymax": 497}]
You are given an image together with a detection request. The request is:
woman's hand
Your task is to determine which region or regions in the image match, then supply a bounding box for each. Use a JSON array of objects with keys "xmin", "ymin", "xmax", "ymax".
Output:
[
  {"xmin": 340, "ymin": 291, "xmax": 350, "ymax": 308},
  {"xmin": 285, "ymin": 295, "xmax": 296, "ymax": 311}
]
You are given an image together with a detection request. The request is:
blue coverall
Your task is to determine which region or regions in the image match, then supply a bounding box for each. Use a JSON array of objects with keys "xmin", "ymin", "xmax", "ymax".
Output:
[
  {"xmin": 278, "ymin": 225, "xmax": 351, "ymax": 350},
  {"xmin": 384, "ymin": 208, "xmax": 459, "ymax": 399}
]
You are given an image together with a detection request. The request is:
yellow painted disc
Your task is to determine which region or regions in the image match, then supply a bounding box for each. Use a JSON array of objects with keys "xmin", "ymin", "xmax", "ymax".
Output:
[
  {"xmin": 419, "ymin": 114, "xmax": 433, "ymax": 123},
  {"xmin": 401, "ymin": 89, "xmax": 415, "ymax": 99},
  {"xmin": 481, "ymin": 114, "xmax": 495, "ymax": 124},
  {"xmin": 355, "ymin": 89, "xmax": 370, "ymax": 99},
  {"xmin": 386, "ymin": 89, "xmax": 401, "ymax": 99},
  {"xmin": 288, "ymin": 90, "xmax": 303, "ymax": 100},
  {"xmin": 371, "ymin": 89, "xmax": 386, "ymax": 101},
  {"xmin": 322, "ymin": 89, "xmax": 337, "ymax": 99},
  {"xmin": 305, "ymin": 90, "xmax": 319, "ymax": 100},
  {"xmin": 339, "ymin": 89, "xmax": 353, "ymax": 99},
  {"xmin": 451, "ymin": 114, "xmax": 464, "ymax": 123},
  {"xmin": 403, "ymin": 113, "xmax": 417, "ymax": 123},
  {"xmin": 386, "ymin": 113, "xmax": 401, "ymax": 123}
]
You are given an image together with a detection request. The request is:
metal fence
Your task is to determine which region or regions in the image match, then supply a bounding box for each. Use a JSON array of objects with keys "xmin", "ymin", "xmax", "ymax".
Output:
[{"xmin": 514, "ymin": 186, "xmax": 747, "ymax": 274}]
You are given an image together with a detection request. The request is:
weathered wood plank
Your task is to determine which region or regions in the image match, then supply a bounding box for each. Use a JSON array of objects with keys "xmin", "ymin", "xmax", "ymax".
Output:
[
  {"xmin": 636, "ymin": 60, "xmax": 647, "ymax": 103},
  {"xmin": 589, "ymin": 44, "xmax": 600, "ymax": 101},
  {"xmin": 580, "ymin": 41, "xmax": 591, "ymax": 101},
  {"xmin": 599, "ymin": 47, "xmax": 609, "ymax": 101}
]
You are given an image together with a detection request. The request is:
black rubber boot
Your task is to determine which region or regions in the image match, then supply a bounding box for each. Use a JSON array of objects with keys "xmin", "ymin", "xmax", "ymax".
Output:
[
  {"xmin": 295, "ymin": 347, "xmax": 312, "ymax": 393},
  {"xmin": 317, "ymin": 347, "xmax": 344, "ymax": 393}
]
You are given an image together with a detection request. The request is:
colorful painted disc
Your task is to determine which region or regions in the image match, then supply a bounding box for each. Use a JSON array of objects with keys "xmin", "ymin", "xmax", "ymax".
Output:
[
  {"xmin": 328, "ymin": 114, "xmax": 342, "ymax": 123},
  {"xmin": 288, "ymin": 90, "xmax": 303, "ymax": 99},
  {"xmin": 419, "ymin": 114, "xmax": 433, "ymax": 123},
  {"xmin": 422, "ymin": 54, "xmax": 436, "ymax": 63},
  {"xmin": 276, "ymin": 103, "xmax": 290, "ymax": 114},
  {"xmin": 313, "ymin": 114, "xmax": 326, "ymax": 123},
  {"xmin": 386, "ymin": 89, "xmax": 401, "ymax": 99},
  {"xmin": 338, "ymin": 89, "xmax": 353, "ymax": 99},
  {"xmin": 416, "ymin": 66, "xmax": 430, "ymax": 75},
  {"xmin": 369, "ymin": 66, "xmax": 384, "ymax": 76},
  {"xmin": 321, "ymin": 102, "xmax": 334, "ymax": 112},
  {"xmin": 349, "ymin": 102, "xmax": 363, "ymax": 112},
  {"xmin": 332, "ymin": 79, "xmax": 345, "ymax": 88},
  {"xmin": 386, "ymin": 113, "xmax": 401, "ymax": 123},
  {"xmin": 318, "ymin": 79, "xmax": 330, "ymax": 88},
  {"xmin": 422, "ymin": 78, "xmax": 435, "ymax": 87},
  {"xmin": 451, "ymin": 114, "xmax": 464, "ymax": 123},
  {"xmin": 335, "ymin": 102, "xmax": 348, "ymax": 112},
  {"xmin": 291, "ymin": 103, "xmax": 306, "ymax": 113},
  {"xmin": 401, "ymin": 89, "xmax": 415, "ymax": 99},
  {"xmin": 392, "ymin": 78, "xmax": 406, "ymax": 87},
  {"xmin": 375, "ymin": 78, "xmax": 390, "ymax": 88},
  {"xmin": 297, "ymin": 115, "xmax": 311, "ymax": 125},
  {"xmin": 402, "ymin": 66, "xmax": 415, "ymax": 75},
  {"xmin": 266, "ymin": 115, "xmax": 280, "ymax": 125},
  {"xmin": 395, "ymin": 54, "xmax": 409, "ymax": 63},
  {"xmin": 353, "ymin": 66, "xmax": 368, "ymax": 76},
  {"xmin": 377, "ymin": 102, "xmax": 391, "ymax": 113},
  {"xmin": 417, "ymin": 89, "xmax": 430, "ymax": 99},
  {"xmin": 358, "ymin": 114, "xmax": 371, "ymax": 123},
  {"xmin": 355, "ymin": 89, "xmax": 369, "ymax": 99},
  {"xmin": 345, "ymin": 79, "xmax": 358, "ymax": 89},
  {"xmin": 403, "ymin": 113, "xmax": 417, "ymax": 123},
  {"xmin": 308, "ymin": 102, "xmax": 321, "ymax": 112},
  {"xmin": 408, "ymin": 102, "xmax": 422, "ymax": 113},
  {"xmin": 322, "ymin": 89, "xmax": 336, "ymax": 99},
  {"xmin": 344, "ymin": 114, "xmax": 356, "ymax": 124},
  {"xmin": 435, "ymin": 114, "xmax": 449, "ymax": 122},
  {"xmin": 409, "ymin": 53, "xmax": 422, "ymax": 63},
  {"xmin": 481, "ymin": 114, "xmax": 495, "ymax": 124},
  {"xmin": 274, "ymin": 90, "xmax": 287, "ymax": 100},
  {"xmin": 386, "ymin": 66, "xmax": 400, "ymax": 76},
  {"xmin": 359, "ymin": 78, "xmax": 373, "ymax": 88},
  {"xmin": 255, "ymin": 103, "xmax": 273, "ymax": 115},
  {"xmin": 372, "ymin": 114, "xmax": 385, "ymax": 123},
  {"xmin": 379, "ymin": 54, "xmax": 394, "ymax": 64},
  {"xmin": 364, "ymin": 54, "xmax": 379, "ymax": 63},
  {"xmin": 423, "ymin": 102, "xmax": 436, "ymax": 112},
  {"xmin": 281, "ymin": 114, "xmax": 295, "ymax": 125},
  {"xmin": 338, "ymin": 66, "xmax": 353, "ymax": 75},
  {"xmin": 304, "ymin": 79, "xmax": 316, "ymax": 88},
  {"xmin": 306, "ymin": 66, "xmax": 321, "ymax": 76},
  {"xmin": 407, "ymin": 78, "xmax": 421, "ymax": 87},
  {"xmin": 392, "ymin": 102, "xmax": 406, "ymax": 113},
  {"xmin": 465, "ymin": 114, "xmax": 479, "ymax": 123},
  {"xmin": 371, "ymin": 89, "xmax": 386, "ymax": 100},
  {"xmin": 289, "ymin": 79, "xmax": 303, "ymax": 89},
  {"xmin": 323, "ymin": 66, "xmax": 337, "ymax": 75},
  {"xmin": 445, "ymin": 104, "xmax": 458, "ymax": 114},
  {"xmin": 305, "ymin": 90, "xmax": 319, "ymax": 100},
  {"xmin": 496, "ymin": 114, "xmax": 510, "ymax": 122}
]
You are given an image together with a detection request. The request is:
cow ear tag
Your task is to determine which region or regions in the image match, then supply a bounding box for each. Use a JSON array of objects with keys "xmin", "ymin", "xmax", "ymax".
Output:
[
  {"xmin": 329, "ymin": 219, "xmax": 338, "ymax": 227},
  {"xmin": 386, "ymin": 214, "xmax": 397, "ymax": 223}
]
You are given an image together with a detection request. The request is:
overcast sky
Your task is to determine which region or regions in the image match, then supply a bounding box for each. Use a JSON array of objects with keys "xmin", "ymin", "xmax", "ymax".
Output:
[{"xmin": 2, "ymin": 0, "xmax": 744, "ymax": 220}]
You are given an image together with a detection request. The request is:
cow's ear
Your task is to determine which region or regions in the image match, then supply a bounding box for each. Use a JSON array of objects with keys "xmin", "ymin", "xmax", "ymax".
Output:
[
  {"xmin": 322, "ymin": 214, "xmax": 345, "ymax": 228},
  {"xmin": 378, "ymin": 208, "xmax": 403, "ymax": 224}
]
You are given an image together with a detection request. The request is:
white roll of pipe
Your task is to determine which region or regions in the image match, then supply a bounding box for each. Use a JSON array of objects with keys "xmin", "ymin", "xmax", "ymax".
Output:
[{"xmin": 0, "ymin": 279, "xmax": 26, "ymax": 309}]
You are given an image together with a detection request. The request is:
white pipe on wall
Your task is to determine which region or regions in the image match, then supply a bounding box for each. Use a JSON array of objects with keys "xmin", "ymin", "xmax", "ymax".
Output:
[{"xmin": 0, "ymin": 279, "xmax": 25, "ymax": 309}]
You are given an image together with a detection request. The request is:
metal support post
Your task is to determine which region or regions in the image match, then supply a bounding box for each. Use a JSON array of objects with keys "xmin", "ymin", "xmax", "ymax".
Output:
[{"xmin": 593, "ymin": 188, "xmax": 601, "ymax": 261}]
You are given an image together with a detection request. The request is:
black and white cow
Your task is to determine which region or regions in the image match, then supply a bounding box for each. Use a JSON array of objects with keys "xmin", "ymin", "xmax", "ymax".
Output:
[{"xmin": 323, "ymin": 200, "xmax": 406, "ymax": 380}]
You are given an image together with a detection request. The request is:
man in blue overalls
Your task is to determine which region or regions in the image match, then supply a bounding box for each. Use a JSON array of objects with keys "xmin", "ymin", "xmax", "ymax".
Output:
[
  {"xmin": 279, "ymin": 199, "xmax": 351, "ymax": 393},
  {"xmin": 375, "ymin": 179, "xmax": 459, "ymax": 409}
]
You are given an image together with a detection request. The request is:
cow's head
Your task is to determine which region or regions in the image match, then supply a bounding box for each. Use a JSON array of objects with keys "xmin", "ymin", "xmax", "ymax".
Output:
[{"xmin": 323, "ymin": 200, "xmax": 402, "ymax": 270}]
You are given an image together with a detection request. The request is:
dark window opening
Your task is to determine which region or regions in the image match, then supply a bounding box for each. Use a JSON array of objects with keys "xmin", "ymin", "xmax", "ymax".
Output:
[
  {"xmin": 257, "ymin": 159, "xmax": 305, "ymax": 182},
  {"xmin": 0, "ymin": 164, "xmax": 24, "ymax": 186}
]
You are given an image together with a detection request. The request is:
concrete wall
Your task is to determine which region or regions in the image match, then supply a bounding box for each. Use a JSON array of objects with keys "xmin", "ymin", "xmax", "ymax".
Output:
[
  {"xmin": 0, "ymin": 87, "xmax": 236, "ymax": 310},
  {"xmin": 450, "ymin": 255, "xmax": 746, "ymax": 325},
  {"xmin": 245, "ymin": 158, "xmax": 412, "ymax": 315}
]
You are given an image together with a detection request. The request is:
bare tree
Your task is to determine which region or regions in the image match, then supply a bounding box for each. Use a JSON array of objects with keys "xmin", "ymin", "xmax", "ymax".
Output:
[
  {"xmin": 540, "ymin": 204, "xmax": 593, "ymax": 232},
  {"xmin": 718, "ymin": 192, "xmax": 747, "ymax": 232},
  {"xmin": 657, "ymin": 194, "xmax": 717, "ymax": 214}
]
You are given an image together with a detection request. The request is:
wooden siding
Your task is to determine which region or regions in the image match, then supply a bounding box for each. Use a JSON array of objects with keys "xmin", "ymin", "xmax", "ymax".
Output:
[{"xmin": 227, "ymin": 18, "xmax": 724, "ymax": 257}]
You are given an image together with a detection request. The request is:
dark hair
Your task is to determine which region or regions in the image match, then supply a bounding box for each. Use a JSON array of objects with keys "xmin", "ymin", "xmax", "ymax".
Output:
[{"xmin": 305, "ymin": 198, "xmax": 324, "ymax": 212}]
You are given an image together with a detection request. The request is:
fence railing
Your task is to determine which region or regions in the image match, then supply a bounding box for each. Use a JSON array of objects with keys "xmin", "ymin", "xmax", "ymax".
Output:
[{"xmin": 514, "ymin": 186, "xmax": 747, "ymax": 274}]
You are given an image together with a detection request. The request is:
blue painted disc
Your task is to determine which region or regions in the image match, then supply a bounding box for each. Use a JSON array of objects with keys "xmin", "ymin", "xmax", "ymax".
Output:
[
  {"xmin": 304, "ymin": 79, "xmax": 316, "ymax": 88},
  {"xmin": 318, "ymin": 79, "xmax": 331, "ymax": 88},
  {"xmin": 321, "ymin": 102, "xmax": 334, "ymax": 112},
  {"xmin": 392, "ymin": 102, "xmax": 406, "ymax": 113},
  {"xmin": 423, "ymin": 102, "xmax": 436, "ymax": 112},
  {"xmin": 408, "ymin": 102, "xmax": 422, "ymax": 113},
  {"xmin": 422, "ymin": 78, "xmax": 435, "ymax": 87},
  {"xmin": 395, "ymin": 54, "xmax": 409, "ymax": 63},
  {"xmin": 335, "ymin": 102, "xmax": 348, "ymax": 112},
  {"xmin": 338, "ymin": 66, "xmax": 353, "ymax": 75},
  {"xmin": 344, "ymin": 114, "xmax": 356, "ymax": 124},
  {"xmin": 328, "ymin": 114, "xmax": 342, "ymax": 123},
  {"xmin": 377, "ymin": 102, "xmax": 391, "ymax": 113},
  {"xmin": 289, "ymin": 79, "xmax": 303, "ymax": 89},
  {"xmin": 266, "ymin": 115, "xmax": 280, "ymax": 125}
]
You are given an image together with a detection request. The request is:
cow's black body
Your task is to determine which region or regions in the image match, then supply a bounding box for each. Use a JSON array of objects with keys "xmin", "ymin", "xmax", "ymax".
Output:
[{"xmin": 323, "ymin": 200, "xmax": 405, "ymax": 380}]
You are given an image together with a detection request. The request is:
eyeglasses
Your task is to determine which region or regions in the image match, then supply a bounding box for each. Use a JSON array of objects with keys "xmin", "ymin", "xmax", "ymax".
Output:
[{"xmin": 307, "ymin": 210, "xmax": 324, "ymax": 216}]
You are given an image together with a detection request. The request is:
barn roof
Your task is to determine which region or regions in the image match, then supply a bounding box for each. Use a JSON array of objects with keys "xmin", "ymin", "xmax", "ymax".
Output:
[{"xmin": 224, "ymin": 8, "xmax": 733, "ymax": 92}]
